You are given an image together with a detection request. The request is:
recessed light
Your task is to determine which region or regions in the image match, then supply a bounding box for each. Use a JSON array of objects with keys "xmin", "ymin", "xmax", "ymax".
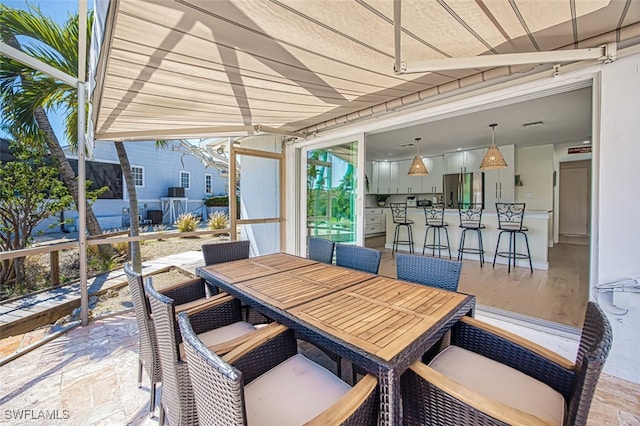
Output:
[
  {"xmin": 582, "ymin": 140, "xmax": 590, "ymax": 144},
  {"xmin": 456, "ymin": 148, "xmax": 462, "ymax": 151}
]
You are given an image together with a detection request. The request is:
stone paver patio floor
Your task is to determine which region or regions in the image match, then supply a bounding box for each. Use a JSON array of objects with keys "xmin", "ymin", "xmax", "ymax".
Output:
[{"xmin": 1, "ymin": 311, "xmax": 638, "ymax": 425}]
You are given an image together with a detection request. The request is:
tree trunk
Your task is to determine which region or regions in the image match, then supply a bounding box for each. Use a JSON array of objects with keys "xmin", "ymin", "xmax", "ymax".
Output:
[{"xmin": 115, "ymin": 142, "xmax": 142, "ymax": 272}]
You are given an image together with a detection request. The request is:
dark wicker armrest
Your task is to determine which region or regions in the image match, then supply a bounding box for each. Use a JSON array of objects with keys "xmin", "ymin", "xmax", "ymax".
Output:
[
  {"xmin": 404, "ymin": 362, "xmax": 553, "ymax": 426},
  {"xmin": 185, "ymin": 294, "xmax": 244, "ymax": 337},
  {"xmin": 305, "ymin": 374, "xmax": 379, "ymax": 426},
  {"xmin": 161, "ymin": 277, "xmax": 206, "ymax": 305},
  {"xmin": 224, "ymin": 323, "xmax": 297, "ymax": 384},
  {"xmin": 452, "ymin": 317, "xmax": 575, "ymax": 398}
]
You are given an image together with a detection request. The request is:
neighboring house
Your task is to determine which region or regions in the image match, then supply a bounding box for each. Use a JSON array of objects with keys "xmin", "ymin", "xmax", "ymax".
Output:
[{"xmin": 32, "ymin": 140, "xmax": 227, "ymax": 234}]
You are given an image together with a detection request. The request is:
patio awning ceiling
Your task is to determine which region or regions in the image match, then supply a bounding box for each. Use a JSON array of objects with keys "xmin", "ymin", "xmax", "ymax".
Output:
[{"xmin": 91, "ymin": 0, "xmax": 640, "ymax": 142}]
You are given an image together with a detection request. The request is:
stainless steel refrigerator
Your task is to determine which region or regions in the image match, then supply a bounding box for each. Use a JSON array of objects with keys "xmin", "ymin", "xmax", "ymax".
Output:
[{"xmin": 443, "ymin": 172, "xmax": 484, "ymax": 209}]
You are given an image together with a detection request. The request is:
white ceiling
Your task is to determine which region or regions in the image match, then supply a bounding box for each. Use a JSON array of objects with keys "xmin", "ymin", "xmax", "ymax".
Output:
[{"xmin": 365, "ymin": 86, "xmax": 592, "ymax": 161}]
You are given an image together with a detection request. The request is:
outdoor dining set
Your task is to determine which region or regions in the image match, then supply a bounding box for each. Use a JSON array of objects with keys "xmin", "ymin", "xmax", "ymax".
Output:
[{"xmin": 124, "ymin": 238, "xmax": 612, "ymax": 425}]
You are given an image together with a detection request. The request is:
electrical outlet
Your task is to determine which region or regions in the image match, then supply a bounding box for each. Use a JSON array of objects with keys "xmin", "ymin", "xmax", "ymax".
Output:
[{"xmin": 525, "ymin": 192, "xmax": 533, "ymax": 199}]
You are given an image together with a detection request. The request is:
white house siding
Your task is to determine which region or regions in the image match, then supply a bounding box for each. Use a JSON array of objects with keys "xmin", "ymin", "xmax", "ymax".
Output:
[
  {"xmin": 33, "ymin": 140, "xmax": 227, "ymax": 233},
  {"xmin": 595, "ymin": 52, "xmax": 640, "ymax": 383},
  {"xmin": 286, "ymin": 50, "xmax": 640, "ymax": 384}
]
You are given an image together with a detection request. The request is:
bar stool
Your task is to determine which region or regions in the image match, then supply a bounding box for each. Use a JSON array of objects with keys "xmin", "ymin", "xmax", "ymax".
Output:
[
  {"xmin": 422, "ymin": 203, "xmax": 451, "ymax": 258},
  {"xmin": 390, "ymin": 203, "xmax": 414, "ymax": 254},
  {"xmin": 457, "ymin": 203, "xmax": 485, "ymax": 266},
  {"xmin": 493, "ymin": 203, "xmax": 533, "ymax": 273}
]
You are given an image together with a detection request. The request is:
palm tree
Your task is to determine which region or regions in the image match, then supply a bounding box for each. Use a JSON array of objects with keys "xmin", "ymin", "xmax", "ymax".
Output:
[
  {"xmin": 115, "ymin": 141, "xmax": 142, "ymax": 271},
  {"xmin": 0, "ymin": 4, "xmax": 105, "ymax": 237}
]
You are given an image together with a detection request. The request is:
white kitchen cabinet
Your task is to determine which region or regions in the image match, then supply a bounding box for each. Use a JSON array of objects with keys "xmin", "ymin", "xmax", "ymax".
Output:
[
  {"xmin": 421, "ymin": 155, "xmax": 444, "ymax": 193},
  {"xmin": 483, "ymin": 144, "xmax": 515, "ymax": 209},
  {"xmin": 374, "ymin": 161, "xmax": 392, "ymax": 194},
  {"xmin": 392, "ymin": 160, "xmax": 422, "ymax": 194},
  {"xmin": 364, "ymin": 208, "xmax": 386, "ymax": 235},
  {"xmin": 465, "ymin": 148, "xmax": 486, "ymax": 173},
  {"xmin": 445, "ymin": 151, "xmax": 466, "ymax": 174},
  {"xmin": 445, "ymin": 149, "xmax": 485, "ymax": 174}
]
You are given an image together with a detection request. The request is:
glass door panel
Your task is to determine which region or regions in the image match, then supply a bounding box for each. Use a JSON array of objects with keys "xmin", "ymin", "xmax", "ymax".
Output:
[{"xmin": 306, "ymin": 142, "xmax": 357, "ymax": 244}]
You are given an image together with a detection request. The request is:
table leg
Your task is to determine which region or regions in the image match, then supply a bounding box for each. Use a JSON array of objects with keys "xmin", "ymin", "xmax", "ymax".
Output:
[{"xmin": 379, "ymin": 367, "xmax": 400, "ymax": 425}]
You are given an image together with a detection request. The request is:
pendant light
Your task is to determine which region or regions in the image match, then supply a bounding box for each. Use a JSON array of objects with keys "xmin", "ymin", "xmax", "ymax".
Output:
[
  {"xmin": 407, "ymin": 137, "xmax": 429, "ymax": 176},
  {"xmin": 479, "ymin": 123, "xmax": 508, "ymax": 170}
]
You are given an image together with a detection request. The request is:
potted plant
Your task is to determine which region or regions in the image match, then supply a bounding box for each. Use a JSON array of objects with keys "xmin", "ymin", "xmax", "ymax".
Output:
[{"xmin": 376, "ymin": 194, "xmax": 389, "ymax": 207}]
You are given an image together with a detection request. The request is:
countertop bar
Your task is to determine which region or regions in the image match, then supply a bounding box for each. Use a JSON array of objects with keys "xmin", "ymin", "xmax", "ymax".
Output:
[{"xmin": 384, "ymin": 208, "xmax": 551, "ymax": 270}]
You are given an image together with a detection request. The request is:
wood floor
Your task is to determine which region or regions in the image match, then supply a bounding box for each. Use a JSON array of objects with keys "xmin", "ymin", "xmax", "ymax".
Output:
[{"xmin": 366, "ymin": 235, "xmax": 589, "ymax": 328}]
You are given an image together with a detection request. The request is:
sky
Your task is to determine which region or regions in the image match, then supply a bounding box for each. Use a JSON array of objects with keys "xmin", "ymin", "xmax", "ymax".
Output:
[{"xmin": 0, "ymin": 0, "xmax": 82, "ymax": 145}]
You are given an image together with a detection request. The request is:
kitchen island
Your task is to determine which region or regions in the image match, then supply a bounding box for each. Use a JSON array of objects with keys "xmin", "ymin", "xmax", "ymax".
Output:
[{"xmin": 385, "ymin": 208, "xmax": 551, "ymax": 270}]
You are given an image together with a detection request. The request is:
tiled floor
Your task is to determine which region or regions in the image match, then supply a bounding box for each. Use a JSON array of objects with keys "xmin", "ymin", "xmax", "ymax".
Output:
[
  {"xmin": 1, "ymin": 312, "xmax": 638, "ymax": 425},
  {"xmin": 0, "ymin": 313, "xmax": 345, "ymax": 425}
]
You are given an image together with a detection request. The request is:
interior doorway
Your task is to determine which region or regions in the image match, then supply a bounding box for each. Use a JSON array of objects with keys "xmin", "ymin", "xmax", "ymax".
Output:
[{"xmin": 558, "ymin": 159, "xmax": 591, "ymax": 245}]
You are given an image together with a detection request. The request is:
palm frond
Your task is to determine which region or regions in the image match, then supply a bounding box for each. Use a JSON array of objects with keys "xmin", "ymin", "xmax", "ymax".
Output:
[{"xmin": 0, "ymin": 4, "xmax": 93, "ymax": 151}]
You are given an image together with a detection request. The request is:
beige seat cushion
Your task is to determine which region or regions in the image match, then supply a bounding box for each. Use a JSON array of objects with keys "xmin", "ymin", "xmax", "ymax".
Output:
[
  {"xmin": 244, "ymin": 354, "xmax": 351, "ymax": 425},
  {"xmin": 429, "ymin": 346, "xmax": 565, "ymax": 426},
  {"xmin": 174, "ymin": 297, "xmax": 208, "ymax": 313},
  {"xmin": 179, "ymin": 321, "xmax": 256, "ymax": 359}
]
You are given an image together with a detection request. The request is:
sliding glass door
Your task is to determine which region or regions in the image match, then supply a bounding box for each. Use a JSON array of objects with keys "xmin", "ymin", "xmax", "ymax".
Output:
[{"xmin": 304, "ymin": 137, "xmax": 363, "ymax": 247}]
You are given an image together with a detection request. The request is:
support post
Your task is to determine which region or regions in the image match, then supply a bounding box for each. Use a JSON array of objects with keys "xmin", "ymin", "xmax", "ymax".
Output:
[
  {"xmin": 393, "ymin": 0, "xmax": 402, "ymax": 73},
  {"xmin": 50, "ymin": 251, "xmax": 60, "ymax": 286},
  {"xmin": 78, "ymin": 0, "xmax": 89, "ymax": 326}
]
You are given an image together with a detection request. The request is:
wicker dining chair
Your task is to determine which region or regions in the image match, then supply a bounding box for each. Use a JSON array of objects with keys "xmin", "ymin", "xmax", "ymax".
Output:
[
  {"xmin": 401, "ymin": 301, "xmax": 613, "ymax": 426},
  {"xmin": 201, "ymin": 239, "xmax": 268, "ymax": 324},
  {"xmin": 178, "ymin": 313, "xmax": 380, "ymax": 425},
  {"xmin": 124, "ymin": 263, "xmax": 162, "ymax": 415},
  {"xmin": 202, "ymin": 240, "xmax": 250, "ymax": 267},
  {"xmin": 308, "ymin": 237, "xmax": 335, "ymax": 264},
  {"xmin": 335, "ymin": 244, "xmax": 382, "ymax": 274},
  {"xmin": 145, "ymin": 277, "xmax": 257, "ymax": 425},
  {"xmin": 396, "ymin": 253, "xmax": 462, "ymax": 292}
]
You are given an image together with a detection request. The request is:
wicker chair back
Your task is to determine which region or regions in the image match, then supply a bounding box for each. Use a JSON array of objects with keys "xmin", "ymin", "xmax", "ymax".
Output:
[
  {"xmin": 396, "ymin": 253, "xmax": 462, "ymax": 292},
  {"xmin": 145, "ymin": 278, "xmax": 198, "ymax": 425},
  {"xmin": 178, "ymin": 312, "xmax": 249, "ymax": 425},
  {"xmin": 123, "ymin": 263, "xmax": 161, "ymax": 412},
  {"xmin": 335, "ymin": 244, "xmax": 382, "ymax": 274},
  {"xmin": 567, "ymin": 301, "xmax": 613, "ymax": 425},
  {"xmin": 308, "ymin": 237, "xmax": 335, "ymax": 264},
  {"xmin": 202, "ymin": 240, "xmax": 250, "ymax": 265}
]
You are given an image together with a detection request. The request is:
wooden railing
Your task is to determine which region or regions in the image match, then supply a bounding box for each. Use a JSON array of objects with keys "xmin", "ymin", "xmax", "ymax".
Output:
[{"xmin": 0, "ymin": 229, "xmax": 231, "ymax": 286}]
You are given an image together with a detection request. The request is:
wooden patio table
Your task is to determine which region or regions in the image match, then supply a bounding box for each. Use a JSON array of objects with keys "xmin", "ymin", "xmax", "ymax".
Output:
[{"xmin": 197, "ymin": 252, "xmax": 475, "ymax": 425}]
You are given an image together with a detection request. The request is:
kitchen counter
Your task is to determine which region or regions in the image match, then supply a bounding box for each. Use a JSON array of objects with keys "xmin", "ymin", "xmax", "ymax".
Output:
[{"xmin": 384, "ymin": 208, "xmax": 551, "ymax": 270}]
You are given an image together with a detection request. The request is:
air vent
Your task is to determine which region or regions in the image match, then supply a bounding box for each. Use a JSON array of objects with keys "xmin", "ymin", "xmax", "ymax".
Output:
[{"xmin": 523, "ymin": 120, "xmax": 544, "ymax": 127}]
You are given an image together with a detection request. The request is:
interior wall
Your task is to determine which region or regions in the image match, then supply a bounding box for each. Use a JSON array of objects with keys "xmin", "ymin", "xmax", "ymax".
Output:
[{"xmin": 514, "ymin": 145, "xmax": 554, "ymax": 212}]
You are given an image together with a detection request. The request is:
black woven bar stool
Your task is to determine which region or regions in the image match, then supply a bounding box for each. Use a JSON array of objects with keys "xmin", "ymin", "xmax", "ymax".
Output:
[
  {"xmin": 390, "ymin": 203, "xmax": 414, "ymax": 254},
  {"xmin": 422, "ymin": 203, "xmax": 451, "ymax": 258},
  {"xmin": 457, "ymin": 203, "xmax": 485, "ymax": 266},
  {"xmin": 493, "ymin": 203, "xmax": 533, "ymax": 273}
]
